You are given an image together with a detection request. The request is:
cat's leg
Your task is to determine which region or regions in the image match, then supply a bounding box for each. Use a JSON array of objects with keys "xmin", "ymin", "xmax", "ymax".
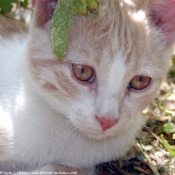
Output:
[{"xmin": 34, "ymin": 164, "xmax": 94, "ymax": 175}]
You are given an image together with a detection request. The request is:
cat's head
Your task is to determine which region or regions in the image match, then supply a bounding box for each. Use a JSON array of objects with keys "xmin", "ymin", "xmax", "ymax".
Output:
[{"xmin": 28, "ymin": 0, "xmax": 175, "ymax": 140}]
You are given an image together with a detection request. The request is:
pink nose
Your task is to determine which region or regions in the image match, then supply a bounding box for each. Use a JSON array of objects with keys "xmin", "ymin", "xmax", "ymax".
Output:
[{"xmin": 96, "ymin": 116, "xmax": 118, "ymax": 131}]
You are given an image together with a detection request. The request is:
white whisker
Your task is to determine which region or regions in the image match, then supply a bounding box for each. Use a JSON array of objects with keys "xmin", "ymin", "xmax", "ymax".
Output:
[
  {"xmin": 145, "ymin": 70, "xmax": 154, "ymax": 80},
  {"xmin": 155, "ymin": 69, "xmax": 163, "ymax": 72}
]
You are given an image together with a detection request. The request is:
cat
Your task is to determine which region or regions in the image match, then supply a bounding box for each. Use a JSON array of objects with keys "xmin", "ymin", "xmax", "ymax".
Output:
[{"xmin": 0, "ymin": 0, "xmax": 175, "ymax": 174}]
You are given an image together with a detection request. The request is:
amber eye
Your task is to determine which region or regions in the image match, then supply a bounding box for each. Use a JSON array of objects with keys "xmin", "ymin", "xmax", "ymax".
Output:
[
  {"xmin": 72, "ymin": 64, "xmax": 94, "ymax": 82},
  {"xmin": 129, "ymin": 75, "xmax": 151, "ymax": 90}
]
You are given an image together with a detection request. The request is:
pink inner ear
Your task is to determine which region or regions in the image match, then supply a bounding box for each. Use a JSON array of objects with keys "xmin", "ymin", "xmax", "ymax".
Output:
[
  {"xmin": 34, "ymin": 0, "xmax": 58, "ymax": 27},
  {"xmin": 32, "ymin": 0, "xmax": 36, "ymax": 7},
  {"xmin": 150, "ymin": 0, "xmax": 175, "ymax": 43}
]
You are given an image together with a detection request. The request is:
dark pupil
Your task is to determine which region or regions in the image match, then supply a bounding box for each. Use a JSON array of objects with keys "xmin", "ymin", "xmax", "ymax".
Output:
[
  {"xmin": 139, "ymin": 76, "xmax": 143, "ymax": 82},
  {"xmin": 81, "ymin": 67, "xmax": 85, "ymax": 74}
]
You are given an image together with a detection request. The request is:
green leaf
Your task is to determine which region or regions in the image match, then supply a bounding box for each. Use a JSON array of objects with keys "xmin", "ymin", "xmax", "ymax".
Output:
[
  {"xmin": 159, "ymin": 120, "xmax": 175, "ymax": 134},
  {"xmin": 86, "ymin": 0, "xmax": 98, "ymax": 9},
  {"xmin": 51, "ymin": 0, "xmax": 98, "ymax": 60},
  {"xmin": 20, "ymin": 0, "xmax": 28, "ymax": 8},
  {"xmin": 161, "ymin": 135, "xmax": 175, "ymax": 157},
  {"xmin": 0, "ymin": 0, "xmax": 17, "ymax": 14},
  {"xmin": 0, "ymin": 0, "xmax": 13, "ymax": 14}
]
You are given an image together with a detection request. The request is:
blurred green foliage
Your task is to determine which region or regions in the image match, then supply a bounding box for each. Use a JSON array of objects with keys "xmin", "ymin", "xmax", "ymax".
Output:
[
  {"xmin": 168, "ymin": 54, "xmax": 175, "ymax": 83},
  {"xmin": 0, "ymin": 0, "xmax": 28, "ymax": 14}
]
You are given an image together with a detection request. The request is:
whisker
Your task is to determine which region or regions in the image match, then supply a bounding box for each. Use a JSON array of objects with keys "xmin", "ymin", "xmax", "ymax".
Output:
[
  {"xmin": 145, "ymin": 70, "xmax": 154, "ymax": 80},
  {"xmin": 154, "ymin": 69, "xmax": 163, "ymax": 72}
]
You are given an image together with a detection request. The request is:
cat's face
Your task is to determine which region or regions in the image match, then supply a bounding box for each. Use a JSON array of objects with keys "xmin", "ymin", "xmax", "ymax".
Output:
[{"xmin": 28, "ymin": 0, "xmax": 174, "ymax": 140}]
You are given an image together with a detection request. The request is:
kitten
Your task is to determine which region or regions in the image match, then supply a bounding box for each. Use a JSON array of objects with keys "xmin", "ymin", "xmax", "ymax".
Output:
[{"xmin": 0, "ymin": 0, "xmax": 175, "ymax": 174}]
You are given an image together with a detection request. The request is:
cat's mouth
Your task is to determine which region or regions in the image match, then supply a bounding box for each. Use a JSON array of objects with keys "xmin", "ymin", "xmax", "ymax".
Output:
[
  {"xmin": 81, "ymin": 127, "xmax": 123, "ymax": 140},
  {"xmin": 70, "ymin": 119, "xmax": 124, "ymax": 140},
  {"xmin": 67, "ymin": 112, "xmax": 132, "ymax": 140}
]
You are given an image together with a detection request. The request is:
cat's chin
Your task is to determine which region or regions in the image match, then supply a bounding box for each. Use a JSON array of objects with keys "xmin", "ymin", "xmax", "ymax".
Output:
[
  {"xmin": 74, "ymin": 125, "xmax": 123, "ymax": 141},
  {"xmin": 83, "ymin": 132, "xmax": 119, "ymax": 141}
]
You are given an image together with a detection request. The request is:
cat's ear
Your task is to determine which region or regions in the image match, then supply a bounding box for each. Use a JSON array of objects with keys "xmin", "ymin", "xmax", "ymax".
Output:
[
  {"xmin": 31, "ymin": 0, "xmax": 36, "ymax": 7},
  {"xmin": 32, "ymin": 0, "xmax": 58, "ymax": 28},
  {"xmin": 150, "ymin": 0, "xmax": 175, "ymax": 44}
]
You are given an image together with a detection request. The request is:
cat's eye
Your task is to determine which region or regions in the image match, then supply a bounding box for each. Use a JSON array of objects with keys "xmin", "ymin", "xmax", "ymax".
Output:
[
  {"xmin": 129, "ymin": 75, "xmax": 151, "ymax": 90},
  {"xmin": 72, "ymin": 64, "xmax": 94, "ymax": 82}
]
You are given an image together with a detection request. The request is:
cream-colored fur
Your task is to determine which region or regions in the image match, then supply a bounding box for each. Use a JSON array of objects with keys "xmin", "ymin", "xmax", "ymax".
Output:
[{"xmin": 0, "ymin": 0, "xmax": 175, "ymax": 174}]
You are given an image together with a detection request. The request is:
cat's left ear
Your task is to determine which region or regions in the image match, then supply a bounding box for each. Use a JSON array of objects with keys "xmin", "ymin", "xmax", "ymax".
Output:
[
  {"xmin": 32, "ymin": 0, "xmax": 36, "ymax": 7},
  {"xmin": 150, "ymin": 0, "xmax": 175, "ymax": 44},
  {"xmin": 32, "ymin": 0, "xmax": 58, "ymax": 28}
]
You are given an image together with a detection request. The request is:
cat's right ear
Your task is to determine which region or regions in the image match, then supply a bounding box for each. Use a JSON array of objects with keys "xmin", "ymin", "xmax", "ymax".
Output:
[
  {"xmin": 32, "ymin": 0, "xmax": 58, "ymax": 28},
  {"xmin": 149, "ymin": 0, "xmax": 175, "ymax": 44}
]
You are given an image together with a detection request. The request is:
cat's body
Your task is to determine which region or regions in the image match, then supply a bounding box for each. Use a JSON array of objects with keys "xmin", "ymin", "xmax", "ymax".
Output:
[{"xmin": 0, "ymin": 0, "xmax": 175, "ymax": 173}]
